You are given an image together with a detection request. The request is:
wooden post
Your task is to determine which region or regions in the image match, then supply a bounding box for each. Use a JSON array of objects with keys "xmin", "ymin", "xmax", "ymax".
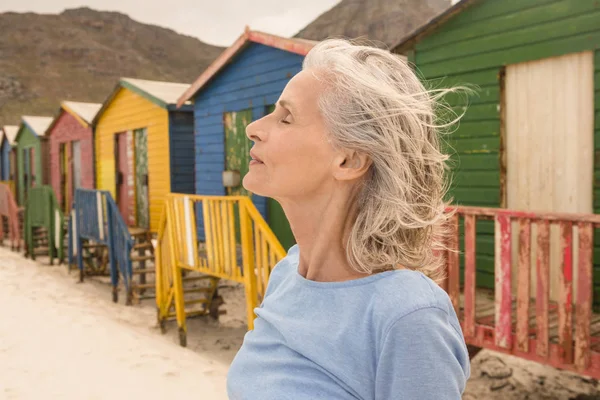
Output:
[
  {"xmin": 463, "ymin": 214, "xmax": 476, "ymax": 339},
  {"xmin": 495, "ymin": 214, "xmax": 512, "ymax": 349},
  {"xmin": 575, "ymin": 222, "xmax": 592, "ymax": 370},
  {"xmin": 448, "ymin": 214, "xmax": 460, "ymax": 316},
  {"xmin": 536, "ymin": 220, "xmax": 550, "ymax": 359},
  {"xmin": 558, "ymin": 221, "xmax": 573, "ymax": 364},
  {"xmin": 516, "ymin": 218, "xmax": 531, "ymax": 353}
]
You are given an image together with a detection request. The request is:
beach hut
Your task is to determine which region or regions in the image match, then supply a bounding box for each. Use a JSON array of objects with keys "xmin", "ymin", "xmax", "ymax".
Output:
[
  {"xmin": 93, "ymin": 78, "xmax": 194, "ymax": 232},
  {"xmin": 392, "ymin": 1, "xmax": 600, "ymax": 300},
  {"xmin": 14, "ymin": 116, "xmax": 53, "ymax": 206},
  {"xmin": 46, "ymin": 101, "xmax": 101, "ymax": 213},
  {"xmin": 0, "ymin": 125, "xmax": 18, "ymax": 191},
  {"xmin": 177, "ymin": 28, "xmax": 316, "ymax": 249}
]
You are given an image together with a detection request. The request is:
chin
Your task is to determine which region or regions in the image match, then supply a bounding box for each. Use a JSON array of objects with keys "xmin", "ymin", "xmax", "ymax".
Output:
[{"xmin": 242, "ymin": 174, "xmax": 270, "ymax": 197}]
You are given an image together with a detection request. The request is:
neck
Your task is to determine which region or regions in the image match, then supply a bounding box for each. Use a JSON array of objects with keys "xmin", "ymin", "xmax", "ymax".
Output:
[{"xmin": 279, "ymin": 184, "xmax": 369, "ymax": 282}]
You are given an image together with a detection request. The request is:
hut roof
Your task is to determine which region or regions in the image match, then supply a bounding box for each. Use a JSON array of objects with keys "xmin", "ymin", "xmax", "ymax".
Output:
[
  {"xmin": 62, "ymin": 101, "xmax": 102, "ymax": 125},
  {"xmin": 92, "ymin": 78, "xmax": 191, "ymax": 125},
  {"xmin": 392, "ymin": 0, "xmax": 475, "ymax": 54},
  {"xmin": 1, "ymin": 125, "xmax": 19, "ymax": 145},
  {"xmin": 20, "ymin": 116, "xmax": 53, "ymax": 138},
  {"xmin": 177, "ymin": 27, "xmax": 318, "ymax": 107}
]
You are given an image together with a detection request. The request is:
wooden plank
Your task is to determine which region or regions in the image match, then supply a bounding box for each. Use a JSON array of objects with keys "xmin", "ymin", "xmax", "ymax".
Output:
[
  {"xmin": 448, "ymin": 214, "xmax": 460, "ymax": 316},
  {"xmin": 536, "ymin": 220, "xmax": 550, "ymax": 359},
  {"xmin": 494, "ymin": 214, "xmax": 512, "ymax": 349},
  {"xmin": 516, "ymin": 218, "xmax": 531, "ymax": 353},
  {"xmin": 463, "ymin": 214, "xmax": 476, "ymax": 339},
  {"xmin": 575, "ymin": 222, "xmax": 593, "ymax": 370},
  {"xmin": 416, "ymin": 0, "xmax": 561, "ymax": 50},
  {"xmin": 419, "ymin": 31, "xmax": 600, "ymax": 78},
  {"xmin": 417, "ymin": 4, "xmax": 600, "ymax": 64},
  {"xmin": 558, "ymin": 221, "xmax": 574, "ymax": 364}
]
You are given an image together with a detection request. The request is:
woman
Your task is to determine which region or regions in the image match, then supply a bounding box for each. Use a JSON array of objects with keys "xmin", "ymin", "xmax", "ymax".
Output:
[{"xmin": 227, "ymin": 39, "xmax": 470, "ymax": 399}]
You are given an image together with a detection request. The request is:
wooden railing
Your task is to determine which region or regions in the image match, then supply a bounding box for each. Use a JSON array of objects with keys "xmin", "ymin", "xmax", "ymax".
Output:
[
  {"xmin": 73, "ymin": 189, "xmax": 134, "ymax": 304},
  {"xmin": 443, "ymin": 206, "xmax": 600, "ymax": 378},
  {"xmin": 156, "ymin": 194, "xmax": 286, "ymax": 345},
  {"xmin": 0, "ymin": 182, "xmax": 21, "ymax": 250}
]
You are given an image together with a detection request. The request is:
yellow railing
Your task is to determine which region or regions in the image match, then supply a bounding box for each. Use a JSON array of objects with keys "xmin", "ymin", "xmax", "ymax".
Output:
[{"xmin": 156, "ymin": 194, "xmax": 286, "ymax": 344}]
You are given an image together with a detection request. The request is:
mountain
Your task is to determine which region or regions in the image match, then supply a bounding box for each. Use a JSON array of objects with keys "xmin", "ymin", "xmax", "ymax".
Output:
[
  {"xmin": 0, "ymin": 7, "xmax": 224, "ymax": 126},
  {"xmin": 294, "ymin": 0, "xmax": 451, "ymax": 48}
]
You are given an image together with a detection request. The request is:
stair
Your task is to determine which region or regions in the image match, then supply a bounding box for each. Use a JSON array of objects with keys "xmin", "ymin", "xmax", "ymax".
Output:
[{"xmin": 128, "ymin": 229, "xmax": 223, "ymax": 322}]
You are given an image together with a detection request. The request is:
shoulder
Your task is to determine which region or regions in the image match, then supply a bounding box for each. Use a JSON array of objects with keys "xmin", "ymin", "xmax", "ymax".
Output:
[
  {"xmin": 263, "ymin": 244, "xmax": 300, "ymax": 298},
  {"xmin": 370, "ymin": 269, "xmax": 458, "ymax": 335}
]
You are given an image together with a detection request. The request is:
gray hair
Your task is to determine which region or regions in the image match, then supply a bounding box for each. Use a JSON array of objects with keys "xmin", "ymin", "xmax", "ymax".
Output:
[{"xmin": 303, "ymin": 39, "xmax": 461, "ymax": 280}]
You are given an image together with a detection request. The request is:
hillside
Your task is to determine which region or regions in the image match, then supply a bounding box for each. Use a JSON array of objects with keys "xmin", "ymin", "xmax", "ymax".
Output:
[
  {"xmin": 0, "ymin": 7, "xmax": 223, "ymax": 126},
  {"xmin": 295, "ymin": 0, "xmax": 451, "ymax": 48}
]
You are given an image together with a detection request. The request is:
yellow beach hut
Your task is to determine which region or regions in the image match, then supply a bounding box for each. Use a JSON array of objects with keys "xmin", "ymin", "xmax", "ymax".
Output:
[{"xmin": 92, "ymin": 78, "xmax": 194, "ymax": 233}]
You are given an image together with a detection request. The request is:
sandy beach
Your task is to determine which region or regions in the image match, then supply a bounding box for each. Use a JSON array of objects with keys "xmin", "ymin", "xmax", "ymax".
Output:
[{"xmin": 1, "ymin": 246, "xmax": 599, "ymax": 399}]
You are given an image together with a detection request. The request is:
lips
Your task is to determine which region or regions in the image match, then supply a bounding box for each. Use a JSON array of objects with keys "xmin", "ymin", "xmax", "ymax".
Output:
[{"xmin": 249, "ymin": 149, "xmax": 264, "ymax": 164}]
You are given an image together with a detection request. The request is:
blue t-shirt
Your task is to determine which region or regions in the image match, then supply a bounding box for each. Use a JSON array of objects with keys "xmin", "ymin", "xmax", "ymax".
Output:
[{"xmin": 227, "ymin": 245, "xmax": 470, "ymax": 399}]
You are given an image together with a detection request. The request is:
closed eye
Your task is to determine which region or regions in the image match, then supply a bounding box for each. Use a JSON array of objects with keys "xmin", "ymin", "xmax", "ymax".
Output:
[{"xmin": 279, "ymin": 113, "xmax": 292, "ymax": 125}]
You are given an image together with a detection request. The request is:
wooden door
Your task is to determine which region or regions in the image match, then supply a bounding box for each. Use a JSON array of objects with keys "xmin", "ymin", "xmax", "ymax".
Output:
[
  {"xmin": 59, "ymin": 143, "xmax": 68, "ymax": 212},
  {"xmin": 134, "ymin": 128, "xmax": 149, "ymax": 230},
  {"xmin": 29, "ymin": 147, "xmax": 35, "ymax": 188},
  {"xmin": 224, "ymin": 109, "xmax": 253, "ymax": 197},
  {"xmin": 22, "ymin": 148, "xmax": 32, "ymax": 202},
  {"xmin": 115, "ymin": 132, "xmax": 134, "ymax": 225},
  {"xmin": 505, "ymin": 51, "xmax": 594, "ymax": 300},
  {"xmin": 72, "ymin": 140, "xmax": 82, "ymax": 210}
]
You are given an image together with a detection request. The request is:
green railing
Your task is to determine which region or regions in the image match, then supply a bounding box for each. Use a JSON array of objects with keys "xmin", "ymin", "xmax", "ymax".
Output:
[{"xmin": 24, "ymin": 185, "xmax": 64, "ymax": 265}]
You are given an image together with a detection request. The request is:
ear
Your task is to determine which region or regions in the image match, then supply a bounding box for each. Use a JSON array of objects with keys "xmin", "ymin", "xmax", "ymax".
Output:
[{"xmin": 333, "ymin": 150, "xmax": 372, "ymax": 181}]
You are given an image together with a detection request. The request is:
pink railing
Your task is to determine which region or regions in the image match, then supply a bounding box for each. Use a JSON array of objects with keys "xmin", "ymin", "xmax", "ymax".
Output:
[
  {"xmin": 0, "ymin": 182, "xmax": 22, "ymax": 251},
  {"xmin": 443, "ymin": 206, "xmax": 599, "ymax": 378}
]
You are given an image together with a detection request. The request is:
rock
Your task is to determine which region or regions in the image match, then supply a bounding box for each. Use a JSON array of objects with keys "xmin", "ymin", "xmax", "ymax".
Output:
[{"xmin": 480, "ymin": 356, "xmax": 513, "ymax": 380}]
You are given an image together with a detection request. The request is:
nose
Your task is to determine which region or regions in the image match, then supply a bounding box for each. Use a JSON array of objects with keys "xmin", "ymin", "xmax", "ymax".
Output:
[{"xmin": 246, "ymin": 117, "xmax": 267, "ymax": 142}]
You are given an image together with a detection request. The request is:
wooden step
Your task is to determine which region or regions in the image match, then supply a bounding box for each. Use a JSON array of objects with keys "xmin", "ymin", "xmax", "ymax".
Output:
[
  {"xmin": 130, "ymin": 254, "xmax": 154, "ymax": 262},
  {"xmin": 132, "ymin": 268, "xmax": 155, "ymax": 275},
  {"xmin": 184, "ymin": 287, "xmax": 213, "ymax": 294},
  {"xmin": 133, "ymin": 242, "xmax": 153, "ymax": 250},
  {"xmin": 83, "ymin": 243, "xmax": 106, "ymax": 249},
  {"xmin": 185, "ymin": 298, "xmax": 208, "ymax": 306},
  {"xmin": 132, "ymin": 283, "xmax": 155, "ymax": 290},
  {"xmin": 182, "ymin": 275, "xmax": 214, "ymax": 282}
]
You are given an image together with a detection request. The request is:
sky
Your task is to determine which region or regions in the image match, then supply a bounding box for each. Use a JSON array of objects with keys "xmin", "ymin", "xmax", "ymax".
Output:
[{"xmin": 0, "ymin": 0, "xmax": 342, "ymax": 46}]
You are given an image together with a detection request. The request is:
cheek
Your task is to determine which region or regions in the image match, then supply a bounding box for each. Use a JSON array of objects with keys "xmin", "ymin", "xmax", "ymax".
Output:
[{"xmin": 245, "ymin": 135, "xmax": 333, "ymax": 197}]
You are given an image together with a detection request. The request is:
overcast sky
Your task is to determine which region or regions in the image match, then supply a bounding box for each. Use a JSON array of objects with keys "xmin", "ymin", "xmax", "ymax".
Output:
[{"xmin": 0, "ymin": 0, "xmax": 342, "ymax": 46}]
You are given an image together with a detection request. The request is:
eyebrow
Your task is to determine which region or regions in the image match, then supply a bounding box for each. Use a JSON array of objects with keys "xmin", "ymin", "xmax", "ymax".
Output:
[{"xmin": 278, "ymin": 99, "xmax": 295, "ymax": 114}]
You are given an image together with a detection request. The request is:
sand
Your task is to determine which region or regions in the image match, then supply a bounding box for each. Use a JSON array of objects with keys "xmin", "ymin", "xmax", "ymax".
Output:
[
  {"xmin": 0, "ymin": 248, "xmax": 228, "ymax": 400},
  {"xmin": 1, "ymin": 245, "xmax": 599, "ymax": 399}
]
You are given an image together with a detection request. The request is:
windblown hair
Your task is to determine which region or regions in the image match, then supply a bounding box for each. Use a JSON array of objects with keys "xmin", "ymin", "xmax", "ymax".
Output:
[{"xmin": 303, "ymin": 39, "xmax": 463, "ymax": 280}]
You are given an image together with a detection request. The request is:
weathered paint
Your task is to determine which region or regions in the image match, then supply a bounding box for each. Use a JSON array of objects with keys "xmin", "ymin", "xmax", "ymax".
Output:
[
  {"xmin": 395, "ymin": 0, "xmax": 600, "ymax": 304},
  {"xmin": 536, "ymin": 220, "xmax": 550, "ymax": 358},
  {"xmin": 463, "ymin": 214, "xmax": 476, "ymax": 339},
  {"xmin": 224, "ymin": 109, "xmax": 252, "ymax": 197},
  {"xmin": 516, "ymin": 218, "xmax": 531, "ymax": 353},
  {"xmin": 575, "ymin": 222, "xmax": 593, "ymax": 370},
  {"xmin": 95, "ymin": 86, "xmax": 174, "ymax": 232},
  {"xmin": 447, "ymin": 214, "xmax": 460, "ymax": 315},
  {"xmin": 134, "ymin": 128, "xmax": 149, "ymax": 229},
  {"xmin": 559, "ymin": 221, "xmax": 574, "ymax": 364},
  {"xmin": 48, "ymin": 109, "xmax": 95, "ymax": 212},
  {"xmin": 193, "ymin": 42, "xmax": 303, "ymax": 244},
  {"xmin": 494, "ymin": 214, "xmax": 512, "ymax": 349},
  {"xmin": 446, "ymin": 205, "xmax": 600, "ymax": 379}
]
